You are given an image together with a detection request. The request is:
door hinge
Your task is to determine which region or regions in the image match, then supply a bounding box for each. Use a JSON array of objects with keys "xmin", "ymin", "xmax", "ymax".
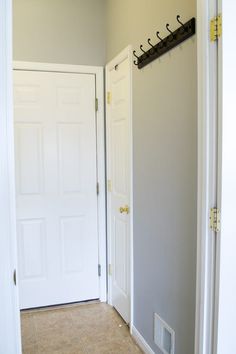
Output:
[
  {"xmin": 107, "ymin": 91, "xmax": 112, "ymax": 105},
  {"xmin": 13, "ymin": 269, "xmax": 17, "ymax": 286},
  {"xmin": 98, "ymin": 264, "xmax": 101, "ymax": 277},
  {"xmin": 108, "ymin": 264, "xmax": 112, "ymax": 276},
  {"xmin": 96, "ymin": 182, "xmax": 99, "ymax": 195},
  {"xmin": 210, "ymin": 208, "xmax": 221, "ymax": 233},
  {"xmin": 95, "ymin": 98, "xmax": 99, "ymax": 112},
  {"xmin": 210, "ymin": 14, "xmax": 222, "ymax": 42}
]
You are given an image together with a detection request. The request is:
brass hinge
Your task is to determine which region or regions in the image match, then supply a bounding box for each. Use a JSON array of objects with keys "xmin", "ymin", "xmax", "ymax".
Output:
[
  {"xmin": 13, "ymin": 269, "xmax": 17, "ymax": 286},
  {"xmin": 96, "ymin": 182, "xmax": 99, "ymax": 195},
  {"xmin": 98, "ymin": 264, "xmax": 101, "ymax": 277},
  {"xmin": 210, "ymin": 14, "xmax": 222, "ymax": 42},
  {"xmin": 95, "ymin": 98, "xmax": 98, "ymax": 112},
  {"xmin": 108, "ymin": 264, "xmax": 112, "ymax": 276},
  {"xmin": 210, "ymin": 208, "xmax": 221, "ymax": 233},
  {"xmin": 107, "ymin": 92, "xmax": 112, "ymax": 105},
  {"xmin": 107, "ymin": 180, "xmax": 112, "ymax": 192}
]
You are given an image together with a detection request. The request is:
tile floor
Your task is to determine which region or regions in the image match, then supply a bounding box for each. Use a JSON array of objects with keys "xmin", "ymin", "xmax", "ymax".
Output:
[{"xmin": 21, "ymin": 302, "xmax": 143, "ymax": 354}]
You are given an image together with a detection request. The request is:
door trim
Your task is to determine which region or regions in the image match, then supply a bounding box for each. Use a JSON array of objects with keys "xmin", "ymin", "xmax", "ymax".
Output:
[
  {"xmin": 13, "ymin": 61, "xmax": 107, "ymax": 302},
  {"xmin": 195, "ymin": 0, "xmax": 219, "ymax": 353},
  {"xmin": 105, "ymin": 46, "xmax": 133, "ymax": 327},
  {"xmin": 0, "ymin": 1, "xmax": 21, "ymax": 352}
]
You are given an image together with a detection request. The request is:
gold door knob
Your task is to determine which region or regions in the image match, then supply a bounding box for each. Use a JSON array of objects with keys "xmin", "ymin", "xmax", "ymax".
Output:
[{"xmin": 119, "ymin": 205, "xmax": 130, "ymax": 214}]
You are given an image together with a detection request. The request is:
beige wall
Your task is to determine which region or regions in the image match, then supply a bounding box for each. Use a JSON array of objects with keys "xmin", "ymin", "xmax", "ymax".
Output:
[
  {"xmin": 106, "ymin": 1, "xmax": 197, "ymax": 354},
  {"xmin": 13, "ymin": 0, "xmax": 106, "ymax": 66}
]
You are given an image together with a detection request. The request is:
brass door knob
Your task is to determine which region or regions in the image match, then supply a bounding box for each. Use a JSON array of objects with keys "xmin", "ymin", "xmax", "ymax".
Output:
[{"xmin": 119, "ymin": 205, "xmax": 130, "ymax": 214}]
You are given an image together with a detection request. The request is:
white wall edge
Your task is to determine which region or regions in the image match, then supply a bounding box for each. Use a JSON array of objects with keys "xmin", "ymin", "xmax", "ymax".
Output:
[
  {"xmin": 12, "ymin": 62, "xmax": 107, "ymax": 303},
  {"xmin": 131, "ymin": 326, "xmax": 155, "ymax": 354}
]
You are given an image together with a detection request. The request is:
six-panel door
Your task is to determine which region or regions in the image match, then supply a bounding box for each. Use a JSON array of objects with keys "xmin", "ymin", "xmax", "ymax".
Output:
[
  {"xmin": 14, "ymin": 70, "xmax": 99, "ymax": 309},
  {"xmin": 107, "ymin": 57, "xmax": 131, "ymax": 323}
]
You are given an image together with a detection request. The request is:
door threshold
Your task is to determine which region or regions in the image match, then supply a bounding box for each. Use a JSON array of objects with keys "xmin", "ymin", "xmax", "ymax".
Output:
[{"xmin": 21, "ymin": 299, "xmax": 100, "ymax": 314}]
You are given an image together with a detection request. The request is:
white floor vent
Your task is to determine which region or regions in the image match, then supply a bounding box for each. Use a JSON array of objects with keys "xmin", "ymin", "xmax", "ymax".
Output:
[{"xmin": 154, "ymin": 313, "xmax": 175, "ymax": 354}]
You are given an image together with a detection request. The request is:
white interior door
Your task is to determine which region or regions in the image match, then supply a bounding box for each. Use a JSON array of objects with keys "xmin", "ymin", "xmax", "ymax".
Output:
[
  {"xmin": 14, "ymin": 70, "xmax": 99, "ymax": 309},
  {"xmin": 106, "ymin": 50, "xmax": 132, "ymax": 324}
]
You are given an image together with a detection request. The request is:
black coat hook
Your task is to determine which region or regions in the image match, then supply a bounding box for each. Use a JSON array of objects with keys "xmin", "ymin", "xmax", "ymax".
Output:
[
  {"xmin": 147, "ymin": 38, "xmax": 154, "ymax": 49},
  {"xmin": 177, "ymin": 15, "xmax": 186, "ymax": 32},
  {"xmin": 133, "ymin": 51, "xmax": 139, "ymax": 66},
  {"xmin": 166, "ymin": 24, "xmax": 175, "ymax": 41},
  {"xmin": 133, "ymin": 50, "xmax": 139, "ymax": 60},
  {"xmin": 156, "ymin": 31, "xmax": 165, "ymax": 47},
  {"xmin": 147, "ymin": 38, "xmax": 156, "ymax": 53},
  {"xmin": 140, "ymin": 45, "xmax": 149, "ymax": 57}
]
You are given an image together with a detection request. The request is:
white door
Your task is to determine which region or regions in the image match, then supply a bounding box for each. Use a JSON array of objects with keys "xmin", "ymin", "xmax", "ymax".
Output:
[
  {"xmin": 106, "ymin": 49, "xmax": 132, "ymax": 323},
  {"xmin": 14, "ymin": 70, "xmax": 99, "ymax": 309}
]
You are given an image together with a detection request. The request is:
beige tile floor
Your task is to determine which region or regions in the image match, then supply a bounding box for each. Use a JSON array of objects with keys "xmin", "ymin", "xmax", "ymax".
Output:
[{"xmin": 21, "ymin": 302, "xmax": 143, "ymax": 354}]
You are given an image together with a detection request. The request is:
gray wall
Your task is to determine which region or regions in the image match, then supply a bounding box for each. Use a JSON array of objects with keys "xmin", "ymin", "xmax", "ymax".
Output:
[
  {"xmin": 13, "ymin": 0, "xmax": 106, "ymax": 66},
  {"xmin": 106, "ymin": 1, "xmax": 197, "ymax": 354}
]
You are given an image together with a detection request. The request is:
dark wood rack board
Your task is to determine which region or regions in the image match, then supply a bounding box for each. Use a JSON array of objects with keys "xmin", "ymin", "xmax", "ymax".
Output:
[{"xmin": 133, "ymin": 17, "xmax": 196, "ymax": 69}]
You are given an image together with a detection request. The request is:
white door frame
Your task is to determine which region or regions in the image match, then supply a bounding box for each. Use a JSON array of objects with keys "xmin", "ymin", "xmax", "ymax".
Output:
[
  {"xmin": 195, "ymin": 0, "xmax": 219, "ymax": 353},
  {"xmin": 0, "ymin": 0, "xmax": 21, "ymax": 353},
  {"xmin": 13, "ymin": 61, "xmax": 107, "ymax": 303},
  {"xmin": 105, "ymin": 46, "xmax": 133, "ymax": 328},
  {"xmin": 215, "ymin": 2, "xmax": 236, "ymax": 353}
]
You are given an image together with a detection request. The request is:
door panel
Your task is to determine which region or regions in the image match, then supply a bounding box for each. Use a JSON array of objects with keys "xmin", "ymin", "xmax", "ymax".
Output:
[
  {"xmin": 14, "ymin": 70, "xmax": 99, "ymax": 309},
  {"xmin": 113, "ymin": 120, "xmax": 128, "ymax": 195},
  {"xmin": 107, "ymin": 56, "xmax": 131, "ymax": 323},
  {"xmin": 61, "ymin": 216, "xmax": 85, "ymax": 274},
  {"xmin": 15, "ymin": 123, "xmax": 43, "ymax": 195},
  {"xmin": 114, "ymin": 218, "xmax": 128, "ymax": 294},
  {"xmin": 58, "ymin": 123, "xmax": 83, "ymax": 193},
  {"xmin": 19, "ymin": 219, "xmax": 46, "ymax": 279}
]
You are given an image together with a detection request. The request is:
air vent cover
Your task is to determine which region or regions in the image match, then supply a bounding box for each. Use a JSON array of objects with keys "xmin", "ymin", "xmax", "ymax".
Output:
[{"xmin": 154, "ymin": 313, "xmax": 175, "ymax": 354}]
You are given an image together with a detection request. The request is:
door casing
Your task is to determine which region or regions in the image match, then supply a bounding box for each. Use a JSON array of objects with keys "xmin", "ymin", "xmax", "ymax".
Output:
[
  {"xmin": 0, "ymin": 1, "xmax": 21, "ymax": 353},
  {"xmin": 105, "ymin": 46, "xmax": 133, "ymax": 328},
  {"xmin": 195, "ymin": 0, "xmax": 220, "ymax": 353},
  {"xmin": 13, "ymin": 61, "xmax": 107, "ymax": 303},
  {"xmin": 215, "ymin": 1, "xmax": 236, "ymax": 353}
]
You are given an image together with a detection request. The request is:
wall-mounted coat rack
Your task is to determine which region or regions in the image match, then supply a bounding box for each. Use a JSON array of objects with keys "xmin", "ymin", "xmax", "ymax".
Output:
[{"xmin": 133, "ymin": 16, "xmax": 196, "ymax": 69}]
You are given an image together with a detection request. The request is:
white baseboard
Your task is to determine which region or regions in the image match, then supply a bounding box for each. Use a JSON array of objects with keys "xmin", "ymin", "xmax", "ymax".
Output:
[{"xmin": 131, "ymin": 325, "xmax": 156, "ymax": 354}]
